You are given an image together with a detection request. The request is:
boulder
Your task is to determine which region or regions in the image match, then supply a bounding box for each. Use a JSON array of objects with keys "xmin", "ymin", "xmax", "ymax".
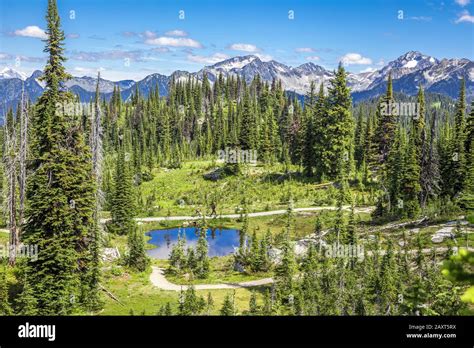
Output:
[
  {"xmin": 431, "ymin": 227, "xmax": 455, "ymax": 243},
  {"xmin": 102, "ymin": 247, "xmax": 120, "ymax": 262}
]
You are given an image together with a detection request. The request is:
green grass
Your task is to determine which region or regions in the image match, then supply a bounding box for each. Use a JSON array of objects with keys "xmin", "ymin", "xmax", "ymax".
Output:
[
  {"xmin": 100, "ymin": 265, "xmax": 265, "ymax": 315},
  {"xmin": 100, "ymin": 158, "xmax": 472, "ymax": 315},
  {"xmin": 0, "ymin": 231, "xmax": 9, "ymax": 244},
  {"xmin": 136, "ymin": 160, "xmax": 373, "ymax": 218},
  {"xmin": 164, "ymin": 255, "xmax": 272, "ymax": 285}
]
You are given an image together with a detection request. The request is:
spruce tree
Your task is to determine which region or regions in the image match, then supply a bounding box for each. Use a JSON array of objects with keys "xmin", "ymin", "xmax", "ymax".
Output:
[
  {"xmin": 220, "ymin": 291, "xmax": 236, "ymax": 316},
  {"xmin": 126, "ymin": 224, "xmax": 150, "ymax": 272},
  {"xmin": 275, "ymin": 233, "xmax": 296, "ymax": 299},
  {"xmin": 420, "ymin": 112, "xmax": 441, "ymax": 208},
  {"xmin": 402, "ymin": 134, "xmax": 422, "ymax": 218},
  {"xmin": 206, "ymin": 292, "xmax": 214, "ymax": 315},
  {"xmin": 169, "ymin": 231, "xmax": 187, "ymax": 273},
  {"xmin": 110, "ymin": 146, "xmax": 135, "ymax": 235},
  {"xmin": 249, "ymin": 291, "xmax": 259, "ymax": 315},
  {"xmin": 195, "ymin": 228, "xmax": 210, "ymax": 278},
  {"xmin": 22, "ymin": 0, "xmax": 96, "ymax": 315},
  {"xmin": 374, "ymin": 73, "xmax": 397, "ymax": 168},
  {"xmin": 0, "ymin": 263, "xmax": 12, "ymax": 315},
  {"xmin": 324, "ymin": 63, "xmax": 353, "ymax": 179},
  {"xmin": 451, "ymin": 79, "xmax": 467, "ymax": 196}
]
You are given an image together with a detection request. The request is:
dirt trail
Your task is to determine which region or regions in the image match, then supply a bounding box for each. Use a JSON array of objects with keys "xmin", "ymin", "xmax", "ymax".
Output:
[
  {"xmin": 150, "ymin": 246, "xmax": 474, "ymax": 291},
  {"xmin": 101, "ymin": 206, "xmax": 375, "ymax": 224},
  {"xmin": 150, "ymin": 266, "xmax": 273, "ymax": 291}
]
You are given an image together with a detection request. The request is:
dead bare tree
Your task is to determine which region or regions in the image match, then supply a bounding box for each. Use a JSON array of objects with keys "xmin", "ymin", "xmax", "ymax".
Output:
[
  {"xmin": 4, "ymin": 91, "xmax": 18, "ymax": 265},
  {"xmin": 90, "ymin": 72, "xmax": 104, "ymax": 219},
  {"xmin": 18, "ymin": 83, "xmax": 28, "ymax": 234}
]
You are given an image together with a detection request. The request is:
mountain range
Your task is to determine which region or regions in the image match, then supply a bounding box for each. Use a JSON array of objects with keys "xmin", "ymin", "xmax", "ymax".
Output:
[{"xmin": 0, "ymin": 51, "xmax": 472, "ymax": 112}]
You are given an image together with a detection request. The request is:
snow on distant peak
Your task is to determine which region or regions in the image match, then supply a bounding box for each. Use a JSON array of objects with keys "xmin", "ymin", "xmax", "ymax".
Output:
[
  {"xmin": 0, "ymin": 67, "xmax": 27, "ymax": 80},
  {"xmin": 403, "ymin": 60, "xmax": 418, "ymax": 69},
  {"xmin": 212, "ymin": 55, "xmax": 258, "ymax": 71}
]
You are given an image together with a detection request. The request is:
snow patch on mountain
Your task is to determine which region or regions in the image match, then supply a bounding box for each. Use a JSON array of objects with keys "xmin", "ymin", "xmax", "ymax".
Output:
[
  {"xmin": 403, "ymin": 60, "xmax": 418, "ymax": 68},
  {"xmin": 0, "ymin": 67, "xmax": 27, "ymax": 80}
]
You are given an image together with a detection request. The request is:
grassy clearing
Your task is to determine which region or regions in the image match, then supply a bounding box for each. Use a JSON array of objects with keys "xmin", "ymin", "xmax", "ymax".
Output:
[
  {"xmin": 0, "ymin": 231, "xmax": 9, "ymax": 244},
  {"xmin": 165, "ymin": 255, "xmax": 272, "ymax": 285},
  {"xmin": 100, "ymin": 159, "xmax": 473, "ymax": 315},
  {"xmin": 137, "ymin": 160, "xmax": 373, "ymax": 217},
  {"xmin": 100, "ymin": 265, "xmax": 264, "ymax": 315}
]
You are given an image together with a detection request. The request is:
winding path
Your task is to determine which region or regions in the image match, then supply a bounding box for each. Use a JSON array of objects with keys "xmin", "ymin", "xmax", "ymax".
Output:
[
  {"xmin": 101, "ymin": 206, "xmax": 375, "ymax": 224},
  {"xmin": 150, "ymin": 246, "xmax": 474, "ymax": 291},
  {"xmin": 150, "ymin": 266, "xmax": 273, "ymax": 291}
]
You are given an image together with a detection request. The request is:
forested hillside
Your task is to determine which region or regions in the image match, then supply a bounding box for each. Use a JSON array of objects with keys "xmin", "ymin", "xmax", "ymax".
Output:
[{"xmin": 0, "ymin": 0, "xmax": 473, "ymax": 317}]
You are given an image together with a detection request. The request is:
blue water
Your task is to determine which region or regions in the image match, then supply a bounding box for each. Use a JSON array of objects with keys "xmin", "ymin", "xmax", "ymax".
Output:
[{"xmin": 145, "ymin": 227, "xmax": 241, "ymax": 259}]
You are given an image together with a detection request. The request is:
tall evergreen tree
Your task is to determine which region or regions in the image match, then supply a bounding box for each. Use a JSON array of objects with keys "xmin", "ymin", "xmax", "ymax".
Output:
[
  {"xmin": 374, "ymin": 73, "xmax": 397, "ymax": 168},
  {"xmin": 22, "ymin": 0, "xmax": 96, "ymax": 314},
  {"xmin": 324, "ymin": 63, "xmax": 354, "ymax": 179},
  {"xmin": 110, "ymin": 146, "xmax": 135, "ymax": 235}
]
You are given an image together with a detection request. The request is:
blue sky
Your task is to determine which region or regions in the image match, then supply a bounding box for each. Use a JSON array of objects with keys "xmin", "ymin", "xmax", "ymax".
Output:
[{"xmin": 0, "ymin": 0, "xmax": 473, "ymax": 81}]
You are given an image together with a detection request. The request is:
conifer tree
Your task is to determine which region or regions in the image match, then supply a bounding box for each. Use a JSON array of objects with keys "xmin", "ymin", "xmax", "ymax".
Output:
[
  {"xmin": 324, "ymin": 63, "xmax": 354, "ymax": 179},
  {"xmin": 0, "ymin": 263, "xmax": 12, "ymax": 315},
  {"xmin": 169, "ymin": 231, "xmax": 187, "ymax": 273},
  {"xmin": 275, "ymin": 233, "xmax": 296, "ymax": 298},
  {"xmin": 110, "ymin": 146, "xmax": 135, "ymax": 235},
  {"xmin": 450, "ymin": 79, "xmax": 467, "ymax": 196},
  {"xmin": 15, "ymin": 275, "xmax": 38, "ymax": 315},
  {"xmin": 220, "ymin": 291, "xmax": 236, "ymax": 316},
  {"xmin": 126, "ymin": 224, "xmax": 150, "ymax": 272},
  {"xmin": 420, "ymin": 112, "xmax": 441, "ymax": 208},
  {"xmin": 302, "ymin": 81, "xmax": 316, "ymax": 176},
  {"xmin": 249, "ymin": 291, "xmax": 259, "ymax": 315},
  {"xmin": 401, "ymin": 134, "xmax": 422, "ymax": 218},
  {"xmin": 374, "ymin": 73, "xmax": 397, "ymax": 168},
  {"xmin": 195, "ymin": 228, "xmax": 210, "ymax": 278},
  {"xmin": 313, "ymin": 83, "xmax": 327, "ymax": 180},
  {"xmin": 206, "ymin": 292, "xmax": 214, "ymax": 315},
  {"xmin": 22, "ymin": 0, "xmax": 96, "ymax": 314}
]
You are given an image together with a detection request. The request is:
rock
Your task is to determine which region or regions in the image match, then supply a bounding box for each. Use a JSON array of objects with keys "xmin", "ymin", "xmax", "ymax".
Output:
[
  {"xmin": 408, "ymin": 228, "xmax": 420, "ymax": 234},
  {"xmin": 102, "ymin": 247, "xmax": 120, "ymax": 262},
  {"xmin": 268, "ymin": 247, "xmax": 283, "ymax": 264},
  {"xmin": 431, "ymin": 226, "xmax": 455, "ymax": 243},
  {"xmin": 234, "ymin": 262, "xmax": 245, "ymax": 273},
  {"xmin": 431, "ymin": 236, "xmax": 445, "ymax": 244},
  {"xmin": 203, "ymin": 168, "xmax": 224, "ymax": 181},
  {"xmin": 294, "ymin": 238, "xmax": 319, "ymax": 256}
]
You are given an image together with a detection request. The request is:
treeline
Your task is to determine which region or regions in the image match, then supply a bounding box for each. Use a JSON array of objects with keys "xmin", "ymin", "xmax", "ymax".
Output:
[
  {"xmin": 1, "ymin": 0, "xmax": 473, "ymax": 317},
  {"xmin": 98, "ymin": 56, "xmax": 473, "ymax": 221}
]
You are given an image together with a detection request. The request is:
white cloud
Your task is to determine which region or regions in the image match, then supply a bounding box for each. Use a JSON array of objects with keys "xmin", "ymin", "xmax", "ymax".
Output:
[
  {"xmin": 455, "ymin": 0, "xmax": 470, "ymax": 6},
  {"xmin": 145, "ymin": 37, "xmax": 202, "ymax": 48},
  {"xmin": 165, "ymin": 30, "xmax": 187, "ymax": 37},
  {"xmin": 229, "ymin": 43, "xmax": 258, "ymax": 52},
  {"xmin": 67, "ymin": 33, "xmax": 80, "ymax": 39},
  {"xmin": 14, "ymin": 25, "xmax": 47, "ymax": 39},
  {"xmin": 455, "ymin": 10, "xmax": 474, "ymax": 23},
  {"xmin": 341, "ymin": 53, "xmax": 372, "ymax": 65},
  {"xmin": 296, "ymin": 47, "xmax": 314, "ymax": 53},
  {"xmin": 187, "ymin": 53, "xmax": 229, "ymax": 64},
  {"xmin": 73, "ymin": 66, "xmax": 106, "ymax": 75},
  {"xmin": 306, "ymin": 56, "xmax": 320, "ymax": 61},
  {"xmin": 143, "ymin": 30, "xmax": 157, "ymax": 39}
]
